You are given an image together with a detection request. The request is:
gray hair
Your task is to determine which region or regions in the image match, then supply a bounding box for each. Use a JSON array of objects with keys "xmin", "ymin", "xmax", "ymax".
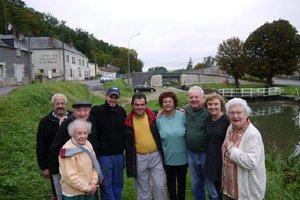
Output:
[
  {"xmin": 188, "ymin": 86, "xmax": 204, "ymax": 96},
  {"xmin": 51, "ymin": 93, "xmax": 67, "ymax": 104},
  {"xmin": 67, "ymin": 119, "xmax": 92, "ymax": 137},
  {"xmin": 225, "ymin": 98, "xmax": 251, "ymax": 116}
]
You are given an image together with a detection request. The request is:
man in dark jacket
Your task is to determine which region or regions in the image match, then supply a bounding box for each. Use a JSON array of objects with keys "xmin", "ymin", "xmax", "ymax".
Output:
[
  {"xmin": 124, "ymin": 93, "xmax": 167, "ymax": 200},
  {"xmin": 49, "ymin": 101, "xmax": 98, "ymax": 200},
  {"xmin": 36, "ymin": 93, "xmax": 71, "ymax": 200},
  {"xmin": 90, "ymin": 87, "xmax": 127, "ymax": 200}
]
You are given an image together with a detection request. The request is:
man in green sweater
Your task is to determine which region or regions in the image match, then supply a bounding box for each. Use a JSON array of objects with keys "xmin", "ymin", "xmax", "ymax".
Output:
[{"xmin": 184, "ymin": 86, "xmax": 210, "ymax": 200}]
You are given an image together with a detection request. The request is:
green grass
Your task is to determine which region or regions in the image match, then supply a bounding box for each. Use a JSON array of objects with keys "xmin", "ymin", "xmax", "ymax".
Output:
[
  {"xmin": 0, "ymin": 82, "xmax": 102, "ymax": 200},
  {"xmin": 280, "ymin": 85, "xmax": 300, "ymax": 96},
  {"xmin": 0, "ymin": 81, "xmax": 299, "ymax": 199}
]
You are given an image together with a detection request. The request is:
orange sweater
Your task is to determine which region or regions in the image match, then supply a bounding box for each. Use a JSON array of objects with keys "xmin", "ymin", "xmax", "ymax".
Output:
[{"xmin": 59, "ymin": 139, "xmax": 98, "ymax": 195}]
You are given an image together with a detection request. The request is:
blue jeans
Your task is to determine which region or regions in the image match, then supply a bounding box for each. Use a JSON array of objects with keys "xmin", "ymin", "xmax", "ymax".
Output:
[
  {"xmin": 205, "ymin": 178, "xmax": 221, "ymax": 200},
  {"xmin": 99, "ymin": 154, "xmax": 124, "ymax": 200},
  {"xmin": 187, "ymin": 150, "xmax": 206, "ymax": 200}
]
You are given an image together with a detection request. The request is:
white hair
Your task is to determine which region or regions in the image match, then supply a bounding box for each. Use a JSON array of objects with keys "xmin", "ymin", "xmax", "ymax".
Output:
[
  {"xmin": 188, "ymin": 86, "xmax": 204, "ymax": 96},
  {"xmin": 51, "ymin": 93, "xmax": 67, "ymax": 104},
  {"xmin": 67, "ymin": 119, "xmax": 92, "ymax": 137},
  {"xmin": 225, "ymin": 98, "xmax": 251, "ymax": 116}
]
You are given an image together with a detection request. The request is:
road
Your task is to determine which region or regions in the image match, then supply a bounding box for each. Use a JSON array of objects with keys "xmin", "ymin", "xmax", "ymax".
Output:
[
  {"xmin": 0, "ymin": 86, "xmax": 18, "ymax": 97},
  {"xmin": 0, "ymin": 77, "xmax": 299, "ymax": 97},
  {"xmin": 79, "ymin": 79, "xmax": 104, "ymax": 92},
  {"xmin": 272, "ymin": 77, "xmax": 300, "ymax": 86}
]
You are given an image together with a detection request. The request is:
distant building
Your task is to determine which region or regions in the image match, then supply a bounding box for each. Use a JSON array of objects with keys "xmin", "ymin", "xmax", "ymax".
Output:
[
  {"xmin": 0, "ymin": 34, "xmax": 31, "ymax": 86},
  {"xmin": 27, "ymin": 37, "xmax": 89, "ymax": 81},
  {"xmin": 97, "ymin": 65, "xmax": 118, "ymax": 78}
]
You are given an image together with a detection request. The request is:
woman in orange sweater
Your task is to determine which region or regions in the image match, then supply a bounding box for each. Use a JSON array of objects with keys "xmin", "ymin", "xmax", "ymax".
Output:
[{"xmin": 59, "ymin": 119, "xmax": 104, "ymax": 200}]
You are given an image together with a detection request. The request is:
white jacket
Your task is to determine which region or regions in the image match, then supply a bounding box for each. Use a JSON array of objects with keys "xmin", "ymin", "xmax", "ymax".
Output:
[{"xmin": 227, "ymin": 123, "xmax": 266, "ymax": 200}]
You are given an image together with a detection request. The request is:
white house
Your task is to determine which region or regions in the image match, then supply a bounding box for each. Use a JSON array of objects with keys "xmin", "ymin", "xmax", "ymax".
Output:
[
  {"xmin": 88, "ymin": 62, "xmax": 97, "ymax": 79},
  {"xmin": 97, "ymin": 65, "xmax": 118, "ymax": 78},
  {"xmin": 28, "ymin": 37, "xmax": 89, "ymax": 81}
]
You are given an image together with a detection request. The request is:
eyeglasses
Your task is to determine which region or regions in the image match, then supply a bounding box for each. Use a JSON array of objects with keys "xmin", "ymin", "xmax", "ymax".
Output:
[{"xmin": 228, "ymin": 111, "xmax": 244, "ymax": 116}]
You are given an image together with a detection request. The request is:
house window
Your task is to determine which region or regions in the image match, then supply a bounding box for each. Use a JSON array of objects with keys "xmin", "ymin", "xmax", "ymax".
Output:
[
  {"xmin": 52, "ymin": 69, "xmax": 56, "ymax": 73},
  {"xmin": 79, "ymin": 70, "xmax": 82, "ymax": 77},
  {"xmin": 79, "ymin": 59, "xmax": 81, "ymax": 65},
  {"xmin": 39, "ymin": 69, "xmax": 44, "ymax": 74},
  {"xmin": 66, "ymin": 55, "xmax": 69, "ymax": 63},
  {"xmin": 16, "ymin": 49, "xmax": 21, "ymax": 57},
  {"xmin": 82, "ymin": 60, "xmax": 85, "ymax": 67},
  {"xmin": 72, "ymin": 57, "xmax": 75, "ymax": 64}
]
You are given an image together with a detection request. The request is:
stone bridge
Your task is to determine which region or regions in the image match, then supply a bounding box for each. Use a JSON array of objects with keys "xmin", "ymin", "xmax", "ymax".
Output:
[{"xmin": 131, "ymin": 67, "xmax": 228, "ymax": 87}]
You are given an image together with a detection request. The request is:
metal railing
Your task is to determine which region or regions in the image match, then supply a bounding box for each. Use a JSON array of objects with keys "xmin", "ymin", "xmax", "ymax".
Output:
[{"xmin": 217, "ymin": 87, "xmax": 283, "ymax": 98}]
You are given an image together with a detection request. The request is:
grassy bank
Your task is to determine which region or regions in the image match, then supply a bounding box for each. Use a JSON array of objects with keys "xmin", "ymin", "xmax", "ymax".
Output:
[{"xmin": 0, "ymin": 81, "xmax": 299, "ymax": 199}]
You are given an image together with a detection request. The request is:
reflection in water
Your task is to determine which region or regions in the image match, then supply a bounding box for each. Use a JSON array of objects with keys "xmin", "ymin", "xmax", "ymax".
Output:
[
  {"xmin": 294, "ymin": 113, "xmax": 300, "ymax": 127},
  {"xmin": 250, "ymin": 105, "xmax": 300, "ymax": 128},
  {"xmin": 290, "ymin": 142, "xmax": 300, "ymax": 159},
  {"xmin": 250, "ymin": 106, "xmax": 283, "ymax": 117},
  {"xmin": 248, "ymin": 101, "xmax": 300, "ymax": 158}
]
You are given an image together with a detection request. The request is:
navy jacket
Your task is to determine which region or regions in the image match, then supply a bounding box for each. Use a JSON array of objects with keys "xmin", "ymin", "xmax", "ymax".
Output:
[{"xmin": 91, "ymin": 101, "xmax": 127, "ymax": 156}]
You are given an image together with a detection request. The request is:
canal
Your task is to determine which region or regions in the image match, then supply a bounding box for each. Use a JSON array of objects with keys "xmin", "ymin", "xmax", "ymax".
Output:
[{"xmin": 248, "ymin": 100, "xmax": 300, "ymax": 158}]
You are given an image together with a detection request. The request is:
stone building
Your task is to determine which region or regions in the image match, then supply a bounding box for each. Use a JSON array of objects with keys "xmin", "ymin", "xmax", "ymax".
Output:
[{"xmin": 0, "ymin": 34, "xmax": 31, "ymax": 86}]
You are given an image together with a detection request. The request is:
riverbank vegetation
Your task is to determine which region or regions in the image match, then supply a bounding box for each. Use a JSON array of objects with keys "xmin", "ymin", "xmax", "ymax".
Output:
[{"xmin": 0, "ymin": 81, "xmax": 299, "ymax": 199}]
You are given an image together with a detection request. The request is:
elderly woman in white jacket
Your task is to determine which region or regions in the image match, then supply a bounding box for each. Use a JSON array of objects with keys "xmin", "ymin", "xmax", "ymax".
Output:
[{"xmin": 221, "ymin": 98, "xmax": 266, "ymax": 200}]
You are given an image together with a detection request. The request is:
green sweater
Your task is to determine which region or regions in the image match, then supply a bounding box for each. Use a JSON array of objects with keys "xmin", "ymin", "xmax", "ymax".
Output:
[{"xmin": 184, "ymin": 105, "xmax": 210, "ymax": 152}]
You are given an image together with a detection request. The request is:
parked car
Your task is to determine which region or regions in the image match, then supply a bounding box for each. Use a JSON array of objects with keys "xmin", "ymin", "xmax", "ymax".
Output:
[
  {"xmin": 133, "ymin": 84, "xmax": 156, "ymax": 93},
  {"xmin": 161, "ymin": 81, "xmax": 171, "ymax": 87},
  {"xmin": 181, "ymin": 85, "xmax": 190, "ymax": 91},
  {"xmin": 100, "ymin": 75, "xmax": 114, "ymax": 83}
]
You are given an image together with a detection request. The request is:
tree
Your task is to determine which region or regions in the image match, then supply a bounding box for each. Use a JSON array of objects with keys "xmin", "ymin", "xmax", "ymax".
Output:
[
  {"xmin": 193, "ymin": 63, "xmax": 206, "ymax": 69},
  {"xmin": 297, "ymin": 56, "xmax": 300, "ymax": 80},
  {"xmin": 216, "ymin": 37, "xmax": 245, "ymax": 88},
  {"xmin": 244, "ymin": 19, "xmax": 300, "ymax": 87},
  {"xmin": 1, "ymin": 0, "xmax": 144, "ymax": 73},
  {"xmin": 186, "ymin": 57, "xmax": 193, "ymax": 70},
  {"xmin": 203, "ymin": 56, "xmax": 216, "ymax": 67}
]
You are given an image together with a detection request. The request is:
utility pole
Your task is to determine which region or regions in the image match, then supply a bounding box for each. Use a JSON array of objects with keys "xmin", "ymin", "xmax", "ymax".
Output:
[{"xmin": 127, "ymin": 33, "xmax": 140, "ymax": 89}]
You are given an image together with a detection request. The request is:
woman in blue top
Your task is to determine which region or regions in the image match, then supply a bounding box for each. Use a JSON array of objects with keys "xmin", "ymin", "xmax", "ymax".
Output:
[
  {"xmin": 204, "ymin": 93, "xmax": 230, "ymax": 200},
  {"xmin": 156, "ymin": 91, "xmax": 187, "ymax": 200}
]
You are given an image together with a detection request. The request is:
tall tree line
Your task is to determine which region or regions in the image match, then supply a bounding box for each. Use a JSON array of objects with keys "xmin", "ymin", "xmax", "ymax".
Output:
[{"xmin": 0, "ymin": 0, "xmax": 143, "ymax": 73}]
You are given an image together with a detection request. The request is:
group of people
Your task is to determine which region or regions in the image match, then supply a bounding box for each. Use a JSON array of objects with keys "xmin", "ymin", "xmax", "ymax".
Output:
[{"xmin": 36, "ymin": 85, "xmax": 266, "ymax": 200}]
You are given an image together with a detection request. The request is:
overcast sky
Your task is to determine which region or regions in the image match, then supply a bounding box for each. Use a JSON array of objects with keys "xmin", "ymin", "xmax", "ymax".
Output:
[{"xmin": 23, "ymin": 0, "xmax": 300, "ymax": 71}]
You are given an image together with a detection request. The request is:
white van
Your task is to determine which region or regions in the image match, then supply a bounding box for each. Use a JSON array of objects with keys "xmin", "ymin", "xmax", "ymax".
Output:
[{"xmin": 100, "ymin": 75, "xmax": 114, "ymax": 83}]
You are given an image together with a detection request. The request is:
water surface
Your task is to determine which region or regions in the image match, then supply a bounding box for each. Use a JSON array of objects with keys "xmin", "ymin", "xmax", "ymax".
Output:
[{"xmin": 248, "ymin": 100, "xmax": 300, "ymax": 157}]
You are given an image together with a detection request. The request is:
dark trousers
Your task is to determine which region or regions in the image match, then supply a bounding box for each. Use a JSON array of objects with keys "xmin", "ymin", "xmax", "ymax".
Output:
[{"xmin": 164, "ymin": 164, "xmax": 188, "ymax": 200}]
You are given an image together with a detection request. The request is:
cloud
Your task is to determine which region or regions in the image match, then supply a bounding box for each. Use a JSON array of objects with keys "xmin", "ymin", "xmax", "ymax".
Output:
[{"xmin": 24, "ymin": 0, "xmax": 300, "ymax": 71}]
